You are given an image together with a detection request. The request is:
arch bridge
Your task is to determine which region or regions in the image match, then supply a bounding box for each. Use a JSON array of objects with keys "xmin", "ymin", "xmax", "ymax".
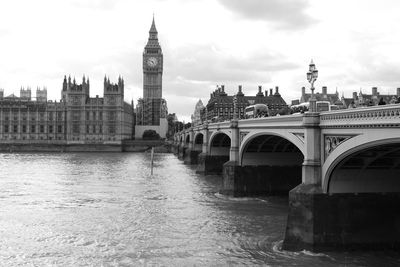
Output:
[{"xmin": 173, "ymin": 104, "xmax": 400, "ymax": 252}]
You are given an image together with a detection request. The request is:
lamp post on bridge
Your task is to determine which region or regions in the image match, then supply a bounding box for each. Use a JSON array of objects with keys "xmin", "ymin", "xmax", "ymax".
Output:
[
  {"xmin": 233, "ymin": 94, "xmax": 238, "ymax": 121},
  {"xmin": 204, "ymin": 106, "xmax": 208, "ymax": 126},
  {"xmin": 307, "ymin": 59, "xmax": 318, "ymax": 112}
]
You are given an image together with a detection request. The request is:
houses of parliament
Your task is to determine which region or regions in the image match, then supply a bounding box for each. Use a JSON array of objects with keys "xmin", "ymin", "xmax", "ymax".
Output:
[{"xmin": 0, "ymin": 18, "xmax": 168, "ymax": 147}]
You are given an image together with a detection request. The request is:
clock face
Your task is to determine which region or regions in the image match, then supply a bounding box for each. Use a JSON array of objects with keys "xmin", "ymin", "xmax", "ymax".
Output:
[{"xmin": 147, "ymin": 57, "xmax": 158, "ymax": 67}]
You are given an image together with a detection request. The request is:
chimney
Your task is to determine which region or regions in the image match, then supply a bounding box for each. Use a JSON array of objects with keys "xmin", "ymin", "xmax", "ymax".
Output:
[
  {"xmin": 397, "ymin": 88, "xmax": 400, "ymax": 97},
  {"xmin": 270, "ymin": 88, "xmax": 273, "ymax": 96},
  {"xmin": 221, "ymin": 85, "xmax": 225, "ymax": 92},
  {"xmin": 322, "ymin": 86, "xmax": 327, "ymax": 95},
  {"xmin": 372, "ymin": 87, "xmax": 378, "ymax": 96},
  {"xmin": 256, "ymin": 85, "xmax": 264, "ymax": 97},
  {"xmin": 301, "ymin": 86, "xmax": 305, "ymax": 96},
  {"xmin": 275, "ymin": 86, "xmax": 279, "ymax": 94},
  {"xmin": 238, "ymin": 85, "xmax": 242, "ymax": 93},
  {"xmin": 265, "ymin": 90, "xmax": 268, "ymax": 97}
]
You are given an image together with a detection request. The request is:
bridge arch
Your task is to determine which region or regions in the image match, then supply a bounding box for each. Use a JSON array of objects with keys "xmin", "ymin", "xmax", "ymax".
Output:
[
  {"xmin": 239, "ymin": 131, "xmax": 305, "ymax": 166},
  {"xmin": 208, "ymin": 131, "xmax": 231, "ymax": 156},
  {"xmin": 185, "ymin": 134, "xmax": 190, "ymax": 145},
  {"xmin": 323, "ymin": 133, "xmax": 400, "ymax": 193},
  {"xmin": 194, "ymin": 132, "xmax": 204, "ymax": 151}
]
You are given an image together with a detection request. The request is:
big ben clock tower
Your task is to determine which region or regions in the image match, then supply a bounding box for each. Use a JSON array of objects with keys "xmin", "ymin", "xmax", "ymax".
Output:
[{"xmin": 142, "ymin": 16, "xmax": 164, "ymax": 125}]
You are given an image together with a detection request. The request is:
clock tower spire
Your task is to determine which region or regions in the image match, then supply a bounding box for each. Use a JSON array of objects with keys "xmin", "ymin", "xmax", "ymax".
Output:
[{"xmin": 141, "ymin": 15, "xmax": 164, "ymax": 125}]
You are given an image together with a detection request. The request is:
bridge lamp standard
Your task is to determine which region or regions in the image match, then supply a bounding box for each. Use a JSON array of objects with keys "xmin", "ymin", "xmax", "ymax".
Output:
[
  {"xmin": 233, "ymin": 94, "xmax": 238, "ymax": 121},
  {"xmin": 307, "ymin": 59, "xmax": 318, "ymax": 112}
]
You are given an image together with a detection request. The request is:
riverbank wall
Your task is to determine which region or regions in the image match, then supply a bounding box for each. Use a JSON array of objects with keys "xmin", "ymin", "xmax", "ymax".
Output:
[{"xmin": 0, "ymin": 140, "xmax": 171, "ymax": 153}]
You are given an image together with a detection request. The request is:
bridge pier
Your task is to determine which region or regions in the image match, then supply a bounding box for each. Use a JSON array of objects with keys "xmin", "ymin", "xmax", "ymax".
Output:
[
  {"xmin": 221, "ymin": 163, "xmax": 301, "ymax": 196},
  {"xmin": 196, "ymin": 153, "xmax": 230, "ymax": 175},
  {"xmin": 283, "ymin": 184, "xmax": 400, "ymax": 251},
  {"xmin": 184, "ymin": 149, "xmax": 201, "ymax": 164},
  {"xmin": 171, "ymin": 143, "xmax": 179, "ymax": 155},
  {"xmin": 178, "ymin": 144, "xmax": 186, "ymax": 160}
]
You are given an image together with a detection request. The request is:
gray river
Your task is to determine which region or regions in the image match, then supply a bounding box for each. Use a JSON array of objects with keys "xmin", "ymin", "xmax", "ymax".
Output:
[{"xmin": 0, "ymin": 152, "xmax": 399, "ymax": 266}]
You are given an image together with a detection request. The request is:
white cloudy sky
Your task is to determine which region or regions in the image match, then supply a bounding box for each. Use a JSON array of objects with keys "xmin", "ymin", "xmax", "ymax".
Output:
[{"xmin": 1, "ymin": 0, "xmax": 400, "ymax": 121}]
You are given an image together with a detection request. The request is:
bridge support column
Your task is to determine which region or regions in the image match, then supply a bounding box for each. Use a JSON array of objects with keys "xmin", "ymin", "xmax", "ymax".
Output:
[
  {"xmin": 196, "ymin": 153, "xmax": 229, "ymax": 175},
  {"xmin": 178, "ymin": 144, "xmax": 186, "ymax": 160},
  {"xmin": 171, "ymin": 141, "xmax": 179, "ymax": 155},
  {"xmin": 184, "ymin": 130, "xmax": 199, "ymax": 164},
  {"xmin": 221, "ymin": 120, "xmax": 250, "ymax": 195},
  {"xmin": 283, "ymin": 113, "xmax": 324, "ymax": 251},
  {"xmin": 196, "ymin": 126, "xmax": 210, "ymax": 174},
  {"xmin": 283, "ymin": 184, "xmax": 400, "ymax": 251},
  {"xmin": 301, "ymin": 113, "xmax": 321, "ymax": 185},
  {"xmin": 221, "ymin": 164, "xmax": 302, "ymax": 196}
]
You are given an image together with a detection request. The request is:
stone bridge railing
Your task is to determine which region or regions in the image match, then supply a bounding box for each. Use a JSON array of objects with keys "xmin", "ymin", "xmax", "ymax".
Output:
[{"xmin": 320, "ymin": 104, "xmax": 400, "ymax": 128}]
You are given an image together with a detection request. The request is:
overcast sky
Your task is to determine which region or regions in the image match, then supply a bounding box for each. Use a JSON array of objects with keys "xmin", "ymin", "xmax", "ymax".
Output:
[{"xmin": 1, "ymin": 0, "xmax": 400, "ymax": 122}]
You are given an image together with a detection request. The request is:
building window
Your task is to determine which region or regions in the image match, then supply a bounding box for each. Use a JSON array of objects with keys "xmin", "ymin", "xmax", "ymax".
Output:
[
  {"xmin": 49, "ymin": 125, "xmax": 53, "ymax": 133},
  {"xmin": 31, "ymin": 125, "xmax": 35, "ymax": 133},
  {"xmin": 99, "ymin": 125, "xmax": 102, "ymax": 134},
  {"xmin": 40, "ymin": 125, "xmax": 44, "ymax": 133},
  {"xmin": 73, "ymin": 124, "xmax": 80, "ymax": 134},
  {"xmin": 22, "ymin": 125, "xmax": 26, "ymax": 133},
  {"xmin": 72, "ymin": 111, "xmax": 80, "ymax": 121},
  {"xmin": 58, "ymin": 125, "xmax": 62, "ymax": 133},
  {"xmin": 92, "ymin": 125, "xmax": 96, "ymax": 133},
  {"xmin": 109, "ymin": 126, "xmax": 116, "ymax": 135},
  {"xmin": 93, "ymin": 111, "xmax": 96, "ymax": 120},
  {"xmin": 5, "ymin": 116, "xmax": 9, "ymax": 121},
  {"xmin": 49, "ymin": 112, "xmax": 53, "ymax": 121},
  {"xmin": 13, "ymin": 125, "xmax": 18, "ymax": 133},
  {"xmin": 86, "ymin": 111, "xmax": 90, "ymax": 120},
  {"xmin": 40, "ymin": 113, "xmax": 45, "ymax": 121},
  {"xmin": 86, "ymin": 125, "xmax": 90, "ymax": 134},
  {"xmin": 99, "ymin": 112, "xmax": 102, "ymax": 120},
  {"xmin": 57, "ymin": 112, "xmax": 63, "ymax": 121},
  {"xmin": 107, "ymin": 111, "xmax": 116, "ymax": 121},
  {"xmin": 4, "ymin": 125, "xmax": 9, "ymax": 133}
]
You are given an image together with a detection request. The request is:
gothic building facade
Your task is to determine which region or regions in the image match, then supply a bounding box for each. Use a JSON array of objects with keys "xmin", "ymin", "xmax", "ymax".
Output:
[{"xmin": 0, "ymin": 76, "xmax": 134, "ymax": 144}]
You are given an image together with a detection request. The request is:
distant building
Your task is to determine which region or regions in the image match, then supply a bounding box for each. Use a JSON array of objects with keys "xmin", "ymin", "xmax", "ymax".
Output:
[
  {"xmin": 341, "ymin": 87, "xmax": 400, "ymax": 108},
  {"xmin": 191, "ymin": 99, "xmax": 204, "ymax": 126},
  {"xmin": 204, "ymin": 85, "xmax": 287, "ymax": 121},
  {"xmin": 293, "ymin": 86, "xmax": 400, "ymax": 109},
  {"xmin": 0, "ymin": 75, "xmax": 134, "ymax": 144},
  {"xmin": 299, "ymin": 86, "xmax": 341, "ymax": 104},
  {"xmin": 135, "ymin": 17, "xmax": 168, "ymax": 138}
]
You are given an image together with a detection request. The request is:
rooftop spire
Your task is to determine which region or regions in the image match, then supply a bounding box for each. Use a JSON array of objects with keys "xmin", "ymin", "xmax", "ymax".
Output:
[{"xmin": 149, "ymin": 14, "xmax": 157, "ymax": 34}]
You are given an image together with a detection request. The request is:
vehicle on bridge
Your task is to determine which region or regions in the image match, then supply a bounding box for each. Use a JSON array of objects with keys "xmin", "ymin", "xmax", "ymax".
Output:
[
  {"xmin": 291, "ymin": 101, "xmax": 339, "ymax": 114},
  {"xmin": 245, "ymin": 104, "xmax": 270, "ymax": 118}
]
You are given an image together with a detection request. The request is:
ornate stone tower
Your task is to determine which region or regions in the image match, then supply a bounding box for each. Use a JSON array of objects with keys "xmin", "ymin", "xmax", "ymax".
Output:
[{"xmin": 142, "ymin": 16, "xmax": 163, "ymax": 125}]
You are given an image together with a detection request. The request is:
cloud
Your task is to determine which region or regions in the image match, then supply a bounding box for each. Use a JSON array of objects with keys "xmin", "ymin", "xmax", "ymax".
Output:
[
  {"xmin": 163, "ymin": 44, "xmax": 297, "ymax": 90},
  {"xmin": 217, "ymin": 0, "xmax": 316, "ymax": 30},
  {"xmin": 69, "ymin": 0, "xmax": 125, "ymax": 9}
]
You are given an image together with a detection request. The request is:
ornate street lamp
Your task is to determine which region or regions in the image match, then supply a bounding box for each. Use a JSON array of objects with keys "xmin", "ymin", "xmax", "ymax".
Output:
[
  {"xmin": 204, "ymin": 106, "xmax": 208, "ymax": 125},
  {"xmin": 307, "ymin": 59, "xmax": 318, "ymax": 112},
  {"xmin": 233, "ymin": 94, "xmax": 238, "ymax": 121}
]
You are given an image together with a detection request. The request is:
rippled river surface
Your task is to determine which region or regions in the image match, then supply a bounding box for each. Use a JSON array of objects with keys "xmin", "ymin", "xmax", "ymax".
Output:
[{"xmin": 1, "ymin": 152, "xmax": 400, "ymax": 266}]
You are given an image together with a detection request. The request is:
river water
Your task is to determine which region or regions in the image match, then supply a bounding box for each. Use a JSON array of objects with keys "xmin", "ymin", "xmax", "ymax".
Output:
[{"xmin": 0, "ymin": 152, "xmax": 399, "ymax": 266}]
